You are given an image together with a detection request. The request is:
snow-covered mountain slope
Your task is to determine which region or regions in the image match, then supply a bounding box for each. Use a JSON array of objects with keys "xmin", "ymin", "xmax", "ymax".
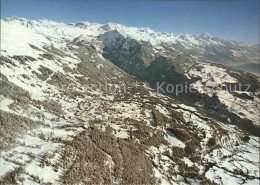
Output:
[
  {"xmin": 101, "ymin": 23, "xmax": 259, "ymax": 69},
  {"xmin": 4, "ymin": 16, "xmax": 258, "ymax": 130},
  {"xmin": 4, "ymin": 16, "xmax": 259, "ymax": 66},
  {"xmin": 98, "ymin": 29, "xmax": 260, "ymax": 134},
  {"xmin": 0, "ymin": 17, "xmax": 259, "ymax": 184}
]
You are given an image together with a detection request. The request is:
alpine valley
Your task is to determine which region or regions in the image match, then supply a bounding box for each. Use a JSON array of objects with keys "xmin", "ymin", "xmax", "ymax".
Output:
[{"xmin": 0, "ymin": 16, "xmax": 259, "ymax": 185}]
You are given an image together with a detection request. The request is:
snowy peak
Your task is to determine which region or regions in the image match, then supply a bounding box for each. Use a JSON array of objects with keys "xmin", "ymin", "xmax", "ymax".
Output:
[
  {"xmin": 5, "ymin": 16, "xmax": 24, "ymax": 22},
  {"xmin": 3, "ymin": 16, "xmax": 253, "ymax": 46},
  {"xmin": 2, "ymin": 16, "xmax": 258, "ymax": 65},
  {"xmin": 200, "ymin": 32, "xmax": 212, "ymax": 38},
  {"xmin": 72, "ymin": 21, "xmax": 103, "ymax": 29}
]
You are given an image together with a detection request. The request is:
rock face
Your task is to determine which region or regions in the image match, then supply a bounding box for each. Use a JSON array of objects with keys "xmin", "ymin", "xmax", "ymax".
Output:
[
  {"xmin": 98, "ymin": 30, "xmax": 260, "ymax": 136},
  {"xmin": 0, "ymin": 17, "xmax": 259, "ymax": 185}
]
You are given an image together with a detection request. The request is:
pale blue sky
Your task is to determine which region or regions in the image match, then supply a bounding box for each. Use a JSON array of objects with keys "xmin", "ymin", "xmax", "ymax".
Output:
[{"xmin": 1, "ymin": 0, "xmax": 259, "ymax": 44}]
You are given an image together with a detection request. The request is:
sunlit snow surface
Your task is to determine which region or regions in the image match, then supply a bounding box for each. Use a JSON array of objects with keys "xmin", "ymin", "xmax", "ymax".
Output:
[{"xmin": 0, "ymin": 17, "xmax": 259, "ymax": 184}]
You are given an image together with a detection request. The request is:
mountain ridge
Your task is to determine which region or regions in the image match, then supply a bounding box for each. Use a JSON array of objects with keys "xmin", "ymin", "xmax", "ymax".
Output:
[
  {"xmin": 0, "ymin": 16, "xmax": 259, "ymax": 185},
  {"xmin": 4, "ymin": 16, "xmax": 259, "ymax": 69},
  {"xmin": 4, "ymin": 16, "xmax": 257, "ymax": 46}
]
